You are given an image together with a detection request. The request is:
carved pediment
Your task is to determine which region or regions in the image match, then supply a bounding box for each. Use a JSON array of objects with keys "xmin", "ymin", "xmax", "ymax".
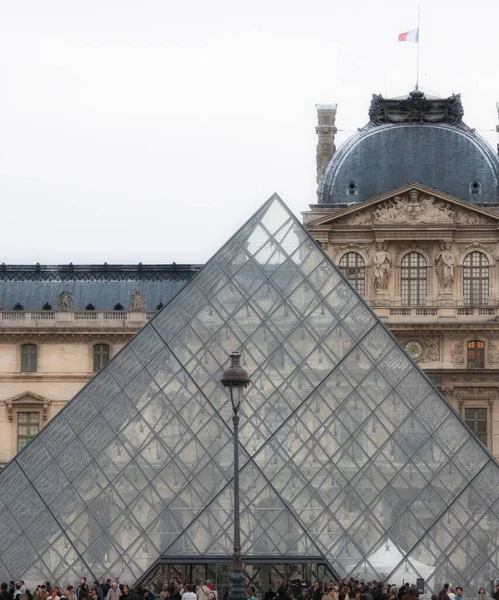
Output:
[
  {"xmin": 309, "ymin": 184, "xmax": 499, "ymax": 229},
  {"xmin": 337, "ymin": 190, "xmax": 494, "ymax": 226},
  {"xmin": 2, "ymin": 391, "xmax": 51, "ymax": 421}
]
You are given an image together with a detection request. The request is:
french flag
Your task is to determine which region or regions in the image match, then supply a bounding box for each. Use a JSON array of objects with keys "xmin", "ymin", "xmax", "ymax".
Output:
[{"xmin": 398, "ymin": 28, "xmax": 419, "ymax": 42}]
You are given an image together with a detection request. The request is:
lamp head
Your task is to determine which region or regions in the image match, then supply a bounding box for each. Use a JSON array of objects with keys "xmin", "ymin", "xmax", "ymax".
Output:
[{"xmin": 220, "ymin": 351, "xmax": 251, "ymax": 412}]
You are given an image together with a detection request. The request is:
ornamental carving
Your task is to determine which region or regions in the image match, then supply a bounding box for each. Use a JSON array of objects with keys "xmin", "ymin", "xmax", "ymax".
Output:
[
  {"xmin": 486, "ymin": 340, "xmax": 499, "ymax": 365},
  {"xmin": 451, "ymin": 342, "xmax": 464, "ymax": 364},
  {"xmin": 58, "ymin": 291, "xmax": 73, "ymax": 311},
  {"xmin": 455, "ymin": 386, "xmax": 496, "ymax": 397},
  {"xmin": 425, "ymin": 337, "xmax": 440, "ymax": 362},
  {"xmin": 458, "ymin": 242, "xmax": 495, "ymax": 258},
  {"xmin": 130, "ymin": 290, "xmax": 146, "ymax": 312},
  {"xmin": 368, "ymin": 90, "xmax": 465, "ymax": 127},
  {"xmin": 338, "ymin": 190, "xmax": 491, "ymax": 226},
  {"xmin": 331, "ymin": 241, "xmax": 371, "ymax": 258}
]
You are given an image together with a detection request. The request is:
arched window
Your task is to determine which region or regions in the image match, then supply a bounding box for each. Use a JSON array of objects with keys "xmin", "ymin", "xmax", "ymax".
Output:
[
  {"xmin": 339, "ymin": 252, "xmax": 365, "ymax": 295},
  {"xmin": 94, "ymin": 344, "xmax": 110, "ymax": 372},
  {"xmin": 467, "ymin": 340, "xmax": 485, "ymax": 369},
  {"xmin": 463, "ymin": 252, "xmax": 489, "ymax": 306},
  {"xmin": 401, "ymin": 252, "xmax": 427, "ymax": 306},
  {"xmin": 21, "ymin": 344, "xmax": 37, "ymax": 372}
]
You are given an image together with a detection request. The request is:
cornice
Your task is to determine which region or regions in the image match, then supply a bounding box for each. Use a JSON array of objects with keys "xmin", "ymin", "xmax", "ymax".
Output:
[
  {"xmin": 0, "ymin": 374, "xmax": 92, "ymax": 382},
  {"xmin": 388, "ymin": 324, "xmax": 499, "ymax": 333},
  {"xmin": 0, "ymin": 263, "xmax": 202, "ymax": 282},
  {"xmin": 0, "ymin": 332, "xmax": 135, "ymax": 344}
]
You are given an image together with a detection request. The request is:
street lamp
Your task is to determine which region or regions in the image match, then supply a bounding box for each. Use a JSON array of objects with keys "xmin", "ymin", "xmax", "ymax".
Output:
[{"xmin": 221, "ymin": 351, "xmax": 251, "ymax": 600}]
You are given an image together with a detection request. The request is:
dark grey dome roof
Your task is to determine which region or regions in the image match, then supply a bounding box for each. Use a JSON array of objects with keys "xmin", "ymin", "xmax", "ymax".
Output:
[{"xmin": 319, "ymin": 95, "xmax": 499, "ymax": 206}]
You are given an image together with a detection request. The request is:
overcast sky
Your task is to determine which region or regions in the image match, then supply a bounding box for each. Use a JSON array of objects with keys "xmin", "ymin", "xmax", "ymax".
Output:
[{"xmin": 0, "ymin": 0, "xmax": 497, "ymax": 265}]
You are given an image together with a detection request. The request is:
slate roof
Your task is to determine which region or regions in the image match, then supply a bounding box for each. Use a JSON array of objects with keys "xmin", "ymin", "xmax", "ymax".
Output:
[
  {"xmin": 318, "ymin": 91, "xmax": 499, "ymax": 206},
  {"xmin": 0, "ymin": 264, "xmax": 201, "ymax": 311}
]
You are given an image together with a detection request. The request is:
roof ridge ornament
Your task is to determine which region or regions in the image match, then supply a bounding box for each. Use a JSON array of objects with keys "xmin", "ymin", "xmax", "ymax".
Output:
[{"xmin": 368, "ymin": 90, "xmax": 466, "ymax": 128}]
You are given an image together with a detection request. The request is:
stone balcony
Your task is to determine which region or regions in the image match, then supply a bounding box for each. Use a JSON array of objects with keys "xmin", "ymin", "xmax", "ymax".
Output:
[
  {"xmin": 375, "ymin": 305, "xmax": 499, "ymax": 323},
  {"xmin": 0, "ymin": 310, "xmax": 157, "ymax": 328}
]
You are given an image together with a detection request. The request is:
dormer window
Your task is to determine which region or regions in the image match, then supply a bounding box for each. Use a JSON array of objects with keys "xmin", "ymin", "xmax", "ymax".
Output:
[
  {"xmin": 347, "ymin": 181, "xmax": 359, "ymax": 196},
  {"xmin": 470, "ymin": 180, "xmax": 482, "ymax": 195}
]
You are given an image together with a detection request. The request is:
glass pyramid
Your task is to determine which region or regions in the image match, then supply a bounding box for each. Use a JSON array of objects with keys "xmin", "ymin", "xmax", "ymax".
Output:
[{"xmin": 1, "ymin": 194, "xmax": 497, "ymax": 595}]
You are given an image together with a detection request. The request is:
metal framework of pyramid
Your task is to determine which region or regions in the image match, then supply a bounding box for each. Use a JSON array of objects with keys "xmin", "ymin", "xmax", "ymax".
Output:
[{"xmin": 1, "ymin": 194, "xmax": 499, "ymax": 595}]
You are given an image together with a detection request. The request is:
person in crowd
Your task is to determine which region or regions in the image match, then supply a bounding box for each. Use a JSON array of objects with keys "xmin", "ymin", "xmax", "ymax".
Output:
[
  {"xmin": 107, "ymin": 582, "xmax": 121, "ymax": 600},
  {"xmin": 478, "ymin": 588, "xmax": 489, "ymax": 600},
  {"xmin": 400, "ymin": 587, "xmax": 418, "ymax": 600},
  {"xmin": 181, "ymin": 586, "xmax": 196, "ymax": 600},
  {"xmin": 196, "ymin": 583, "xmax": 211, "ymax": 600}
]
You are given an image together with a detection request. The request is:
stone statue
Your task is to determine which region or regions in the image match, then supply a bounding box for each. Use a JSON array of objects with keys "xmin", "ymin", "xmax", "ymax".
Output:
[
  {"xmin": 131, "ymin": 290, "xmax": 146, "ymax": 312},
  {"xmin": 372, "ymin": 243, "xmax": 391, "ymax": 291},
  {"xmin": 435, "ymin": 242, "xmax": 455, "ymax": 291},
  {"xmin": 58, "ymin": 291, "xmax": 73, "ymax": 311}
]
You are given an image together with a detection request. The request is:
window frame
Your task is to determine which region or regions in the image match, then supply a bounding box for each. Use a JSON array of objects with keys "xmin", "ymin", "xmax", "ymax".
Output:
[
  {"xmin": 467, "ymin": 339, "xmax": 485, "ymax": 369},
  {"xmin": 93, "ymin": 343, "xmax": 111, "ymax": 372},
  {"xmin": 463, "ymin": 251, "xmax": 489, "ymax": 306},
  {"xmin": 339, "ymin": 252, "xmax": 365, "ymax": 295},
  {"xmin": 401, "ymin": 252, "xmax": 427, "ymax": 306},
  {"xmin": 17, "ymin": 411, "xmax": 40, "ymax": 452},
  {"xmin": 20, "ymin": 343, "xmax": 38, "ymax": 373},
  {"xmin": 464, "ymin": 406, "xmax": 488, "ymax": 448}
]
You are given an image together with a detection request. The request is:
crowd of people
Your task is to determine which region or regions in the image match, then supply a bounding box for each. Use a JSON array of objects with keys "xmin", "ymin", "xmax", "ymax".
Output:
[{"xmin": 3, "ymin": 577, "xmax": 499, "ymax": 600}]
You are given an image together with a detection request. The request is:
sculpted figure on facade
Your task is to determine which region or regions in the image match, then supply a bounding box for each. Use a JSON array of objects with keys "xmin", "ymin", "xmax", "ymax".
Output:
[
  {"xmin": 372, "ymin": 243, "xmax": 391, "ymax": 291},
  {"xmin": 372, "ymin": 195, "xmax": 455, "ymax": 223},
  {"xmin": 451, "ymin": 342, "xmax": 464, "ymax": 364},
  {"xmin": 58, "ymin": 291, "xmax": 73, "ymax": 312},
  {"xmin": 435, "ymin": 242, "xmax": 455, "ymax": 291},
  {"xmin": 488, "ymin": 341, "xmax": 499, "ymax": 364},
  {"xmin": 425, "ymin": 337, "xmax": 440, "ymax": 362},
  {"xmin": 131, "ymin": 290, "xmax": 146, "ymax": 312}
]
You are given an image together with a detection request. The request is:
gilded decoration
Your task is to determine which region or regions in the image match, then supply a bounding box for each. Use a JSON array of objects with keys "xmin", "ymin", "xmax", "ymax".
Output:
[{"xmin": 337, "ymin": 190, "xmax": 493, "ymax": 226}]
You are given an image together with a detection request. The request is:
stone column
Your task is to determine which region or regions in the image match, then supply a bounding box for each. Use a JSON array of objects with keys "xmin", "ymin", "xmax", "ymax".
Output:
[{"xmin": 315, "ymin": 104, "xmax": 337, "ymax": 194}]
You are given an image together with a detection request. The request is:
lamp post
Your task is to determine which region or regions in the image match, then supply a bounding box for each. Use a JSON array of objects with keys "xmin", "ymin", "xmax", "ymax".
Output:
[{"xmin": 221, "ymin": 351, "xmax": 251, "ymax": 600}]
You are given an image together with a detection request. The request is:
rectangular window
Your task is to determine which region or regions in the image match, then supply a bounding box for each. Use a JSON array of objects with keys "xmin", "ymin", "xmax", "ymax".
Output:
[
  {"xmin": 17, "ymin": 411, "xmax": 40, "ymax": 451},
  {"xmin": 21, "ymin": 344, "xmax": 38, "ymax": 372},
  {"xmin": 464, "ymin": 407, "xmax": 488, "ymax": 447}
]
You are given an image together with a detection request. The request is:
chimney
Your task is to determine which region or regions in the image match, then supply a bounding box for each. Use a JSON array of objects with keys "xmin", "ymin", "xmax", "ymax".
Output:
[{"xmin": 315, "ymin": 104, "xmax": 338, "ymax": 193}]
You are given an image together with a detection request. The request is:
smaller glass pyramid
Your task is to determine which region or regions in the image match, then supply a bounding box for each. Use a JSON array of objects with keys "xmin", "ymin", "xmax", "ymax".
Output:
[{"xmin": 0, "ymin": 194, "xmax": 497, "ymax": 596}]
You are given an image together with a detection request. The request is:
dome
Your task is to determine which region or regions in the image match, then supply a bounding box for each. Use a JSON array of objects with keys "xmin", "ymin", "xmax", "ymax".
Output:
[{"xmin": 319, "ymin": 91, "xmax": 499, "ymax": 205}]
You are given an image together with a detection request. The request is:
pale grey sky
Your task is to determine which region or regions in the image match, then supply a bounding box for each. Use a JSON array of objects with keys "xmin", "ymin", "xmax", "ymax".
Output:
[{"xmin": 0, "ymin": 0, "xmax": 497, "ymax": 264}]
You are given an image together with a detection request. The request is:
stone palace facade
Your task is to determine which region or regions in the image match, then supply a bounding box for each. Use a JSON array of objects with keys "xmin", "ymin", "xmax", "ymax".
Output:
[{"xmin": 304, "ymin": 90, "xmax": 499, "ymax": 458}]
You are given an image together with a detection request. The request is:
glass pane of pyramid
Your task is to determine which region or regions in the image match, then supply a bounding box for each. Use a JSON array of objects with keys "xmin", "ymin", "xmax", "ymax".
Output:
[{"xmin": 2, "ymin": 193, "xmax": 499, "ymax": 593}]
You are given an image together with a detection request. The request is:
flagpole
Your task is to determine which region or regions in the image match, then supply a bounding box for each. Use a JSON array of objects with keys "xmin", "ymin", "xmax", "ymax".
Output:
[{"xmin": 416, "ymin": 5, "xmax": 420, "ymax": 90}]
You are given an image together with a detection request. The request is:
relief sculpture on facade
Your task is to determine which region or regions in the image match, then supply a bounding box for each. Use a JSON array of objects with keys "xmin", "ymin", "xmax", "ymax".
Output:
[
  {"xmin": 425, "ymin": 337, "xmax": 440, "ymax": 362},
  {"xmin": 131, "ymin": 289, "xmax": 146, "ymax": 312},
  {"xmin": 58, "ymin": 291, "xmax": 73, "ymax": 311},
  {"xmin": 451, "ymin": 342, "xmax": 465, "ymax": 364},
  {"xmin": 340, "ymin": 190, "xmax": 488, "ymax": 226}
]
